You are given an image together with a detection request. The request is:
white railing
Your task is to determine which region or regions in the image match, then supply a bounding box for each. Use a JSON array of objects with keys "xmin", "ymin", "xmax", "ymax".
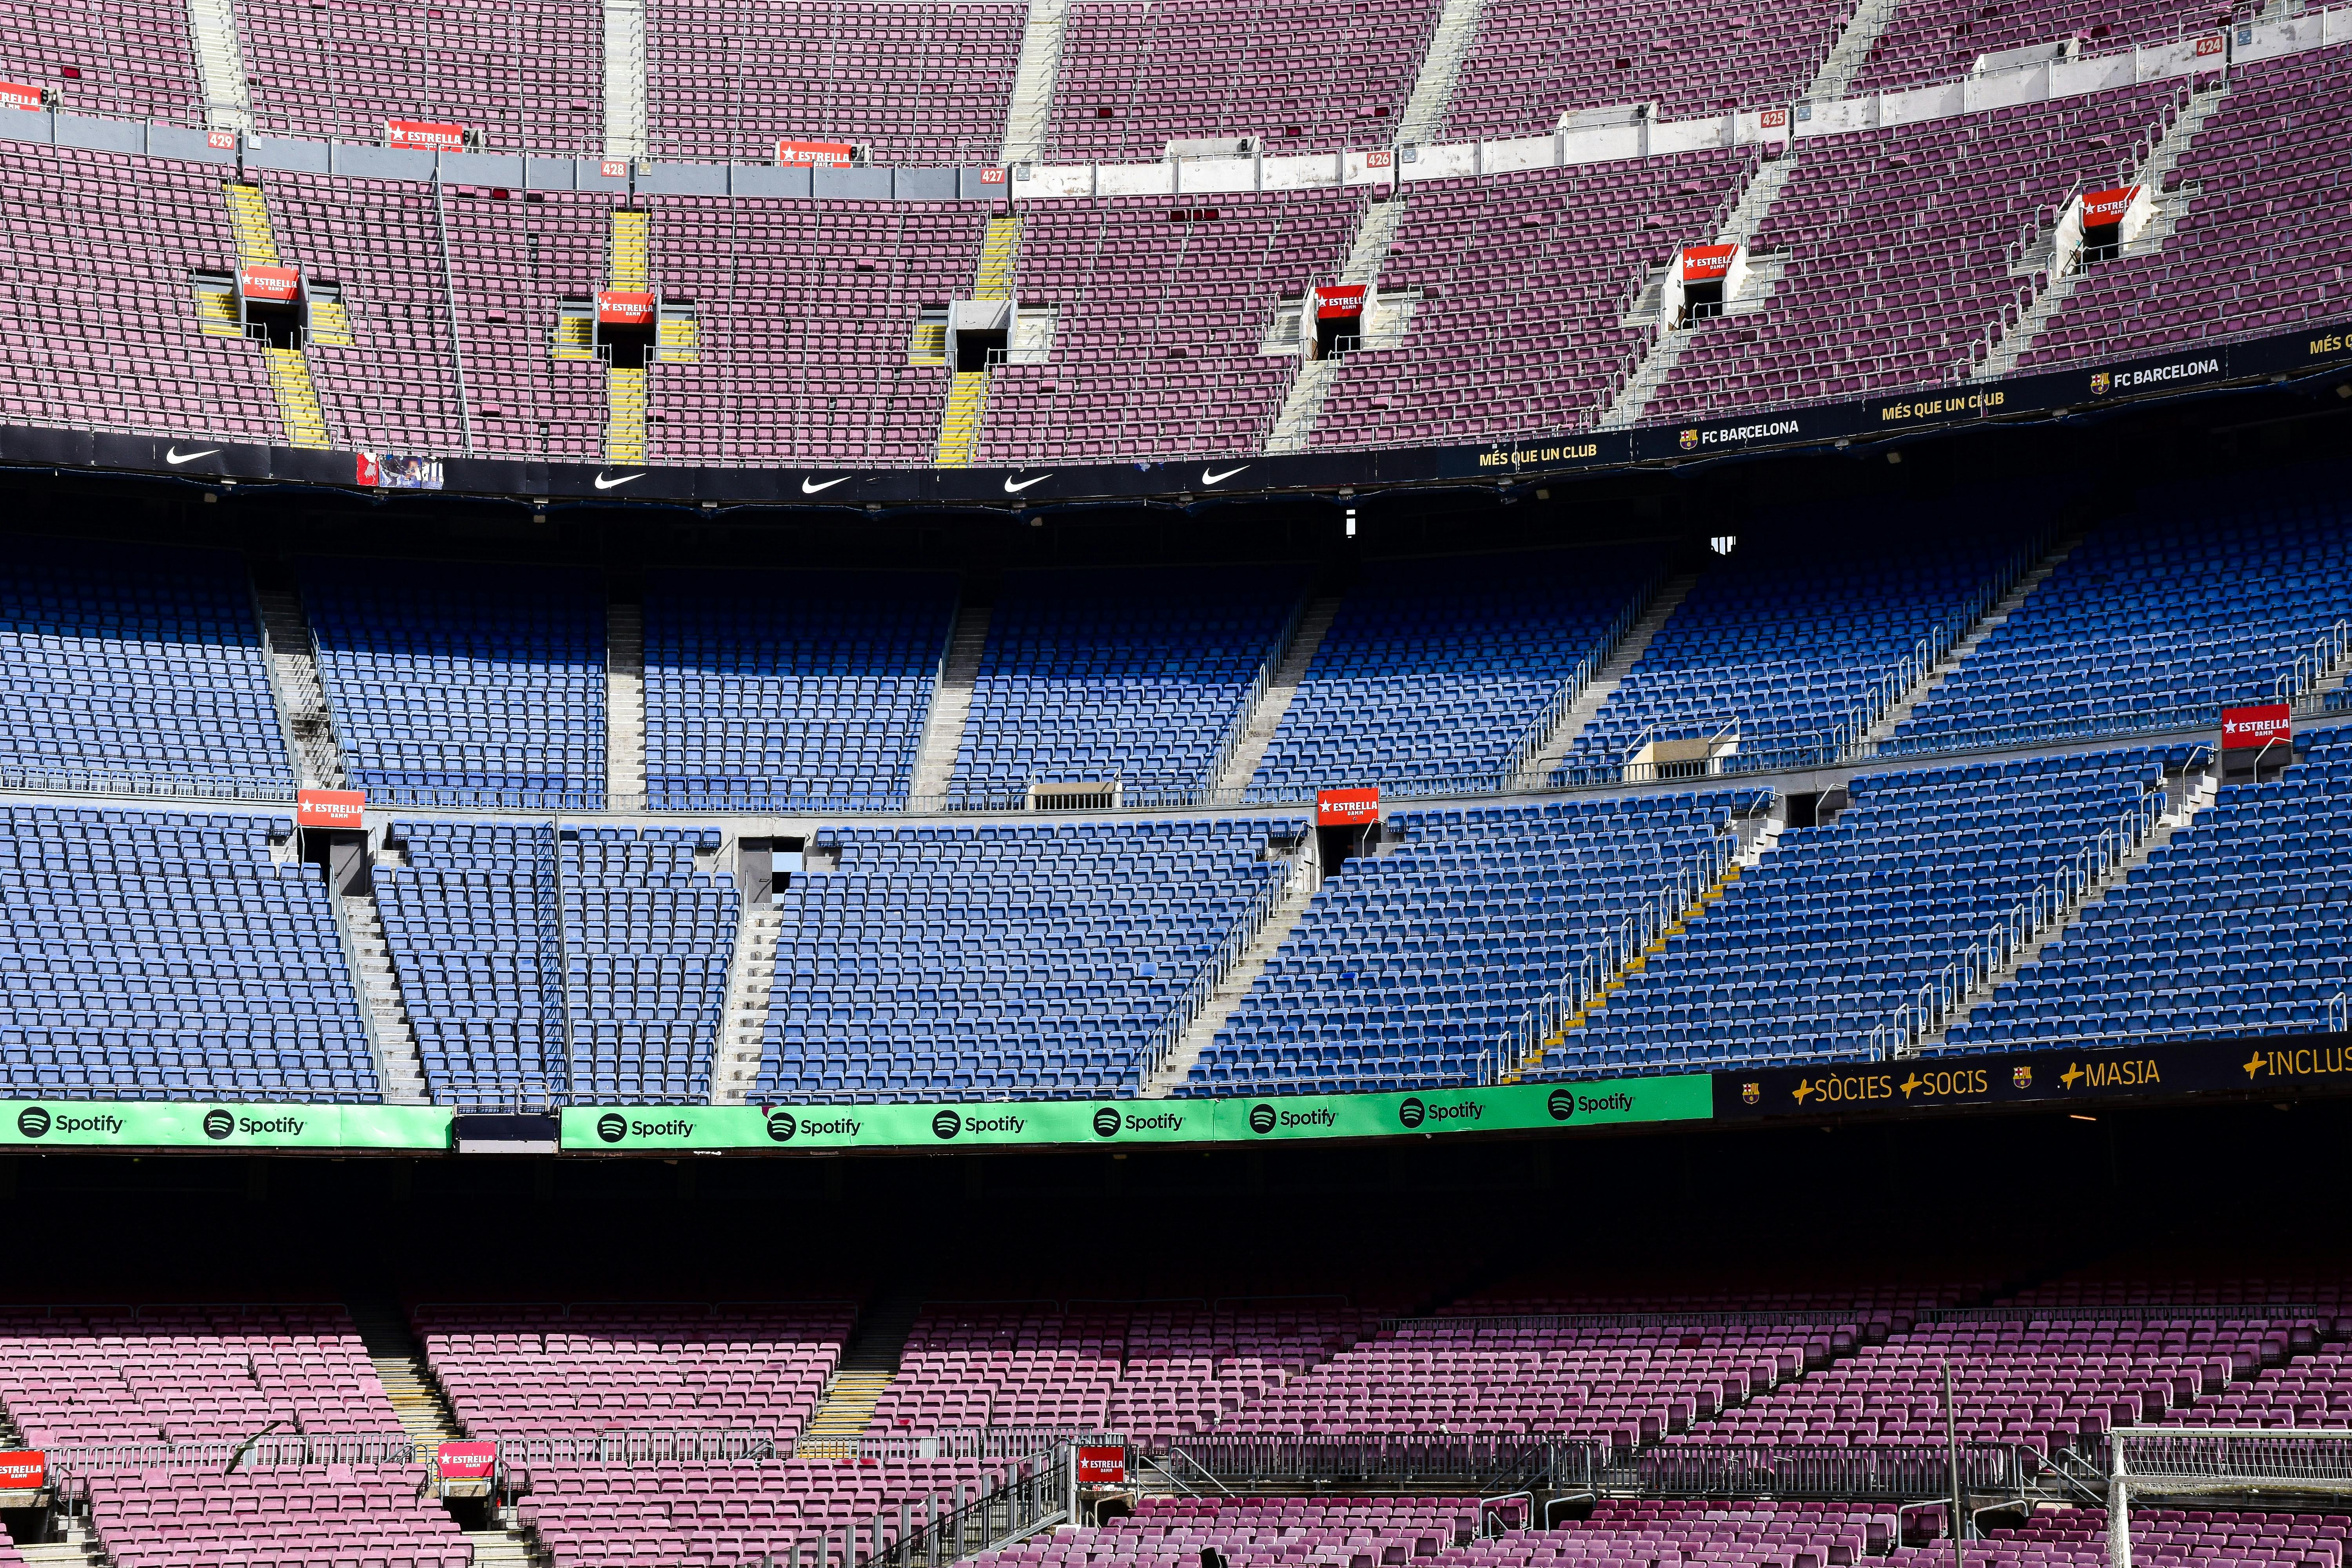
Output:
[
  {"xmin": 1492, "ymin": 824, "xmax": 1744, "ymax": 1076},
  {"xmin": 2279, "ymin": 618, "xmax": 2352, "ymax": 709},
  {"xmin": 1865, "ymin": 781, "xmax": 2173, "ymax": 1058},
  {"xmin": 1201, "ymin": 586, "xmax": 1312, "ymax": 795},
  {"xmin": 1131, "ymin": 829, "xmax": 1321, "ymax": 1091},
  {"xmin": 1832, "ymin": 531, "xmax": 2047, "ymax": 760},
  {"xmin": 1492, "ymin": 571, "xmax": 1662, "ymax": 789}
]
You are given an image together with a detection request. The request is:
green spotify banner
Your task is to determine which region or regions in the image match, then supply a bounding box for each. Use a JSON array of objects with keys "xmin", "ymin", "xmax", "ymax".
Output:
[
  {"xmin": 563, "ymin": 1075, "xmax": 1712, "ymax": 1152},
  {"xmin": 0, "ymin": 1102, "xmax": 452, "ymax": 1151}
]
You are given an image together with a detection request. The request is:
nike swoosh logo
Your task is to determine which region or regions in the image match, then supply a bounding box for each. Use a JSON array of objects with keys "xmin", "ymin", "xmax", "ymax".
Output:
[
  {"xmin": 165, "ymin": 446, "xmax": 220, "ymax": 465},
  {"xmin": 593, "ymin": 472, "xmax": 644, "ymax": 490},
  {"xmin": 1002, "ymin": 473, "xmax": 1052, "ymax": 493},
  {"xmin": 1201, "ymin": 465, "xmax": 1250, "ymax": 486},
  {"xmin": 800, "ymin": 475, "xmax": 850, "ymax": 494}
]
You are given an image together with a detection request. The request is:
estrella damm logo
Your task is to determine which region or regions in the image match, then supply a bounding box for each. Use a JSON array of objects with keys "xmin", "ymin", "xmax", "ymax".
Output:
[
  {"xmin": 595, "ymin": 1112, "xmax": 627, "ymax": 1143},
  {"xmin": 15, "ymin": 1106, "xmax": 47, "ymax": 1138},
  {"xmin": 1397, "ymin": 1096, "xmax": 1426, "ymax": 1129},
  {"xmin": 1247, "ymin": 1103, "xmax": 1278, "ymax": 1135},
  {"xmin": 1091, "ymin": 1106, "xmax": 1122, "ymax": 1138},
  {"xmin": 931, "ymin": 1109, "xmax": 962, "ymax": 1140},
  {"xmin": 765, "ymin": 1109, "xmax": 797, "ymax": 1143},
  {"xmin": 1546, "ymin": 1088, "xmax": 1576, "ymax": 1122},
  {"xmin": 201, "ymin": 1107, "xmax": 235, "ymax": 1140}
]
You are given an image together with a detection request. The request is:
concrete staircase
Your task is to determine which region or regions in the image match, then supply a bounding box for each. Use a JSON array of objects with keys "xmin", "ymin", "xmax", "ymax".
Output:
[
  {"xmin": 935, "ymin": 371, "xmax": 989, "ymax": 467},
  {"xmin": 609, "ymin": 210, "xmax": 651, "ymax": 289},
  {"xmin": 1595, "ymin": 0, "xmax": 1893, "ymax": 429},
  {"xmin": 1215, "ymin": 592, "xmax": 1343, "ymax": 793},
  {"xmin": 606, "ymin": 599, "xmax": 646, "ymax": 806},
  {"xmin": 186, "ymin": 0, "xmax": 253, "ymax": 133},
  {"xmin": 1266, "ymin": 200, "xmax": 1404, "ymax": 453},
  {"xmin": 912, "ymin": 606, "xmax": 991, "ymax": 799},
  {"xmin": 1395, "ymin": 0, "xmax": 1491, "ymax": 144},
  {"xmin": 265, "ymin": 344, "xmax": 330, "ymax": 448},
  {"xmin": 1922, "ymin": 769, "xmax": 2218, "ymax": 1048},
  {"xmin": 1974, "ymin": 83, "xmax": 2229, "ymax": 381},
  {"xmin": 605, "ymin": 365, "xmax": 650, "ymax": 466},
  {"xmin": 798, "ymin": 1289, "xmax": 927, "ymax": 1455},
  {"xmin": 710, "ymin": 905, "xmax": 784, "ymax": 1105},
  {"xmin": 603, "ymin": 0, "xmax": 649, "ymax": 159},
  {"xmin": 465, "ymin": 1515, "xmax": 542, "ymax": 1568},
  {"xmin": 1512, "ymin": 572, "xmax": 1697, "ymax": 787},
  {"xmin": 20, "ymin": 1520, "xmax": 105, "ymax": 1568},
  {"xmin": 344, "ymin": 877, "xmax": 430, "ymax": 1106},
  {"xmin": 1139, "ymin": 841, "xmax": 1322, "ymax": 1099},
  {"xmin": 346, "ymin": 1300, "xmax": 465, "ymax": 1447},
  {"xmin": 1858, "ymin": 534, "xmax": 2084, "ymax": 751},
  {"xmin": 253, "ymin": 585, "xmax": 347, "ymax": 789},
  {"xmin": 998, "ymin": 0, "xmax": 1071, "ymax": 165},
  {"xmin": 1515, "ymin": 854, "xmax": 1744, "ymax": 1079}
]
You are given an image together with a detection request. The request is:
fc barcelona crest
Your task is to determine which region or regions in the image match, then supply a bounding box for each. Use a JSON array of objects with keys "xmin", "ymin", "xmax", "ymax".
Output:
[{"xmin": 2013, "ymin": 1064, "xmax": 2033, "ymax": 1089}]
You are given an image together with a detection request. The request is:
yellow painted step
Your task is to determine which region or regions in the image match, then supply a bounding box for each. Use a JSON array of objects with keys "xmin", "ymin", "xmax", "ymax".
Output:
[
  {"xmin": 907, "ymin": 321, "xmax": 947, "ymax": 366},
  {"xmin": 972, "ymin": 214, "xmax": 1019, "ymax": 301},
  {"xmin": 223, "ymin": 182, "xmax": 280, "ymax": 266},
  {"xmin": 552, "ymin": 312, "xmax": 596, "ymax": 361},
  {"xmin": 1522, "ymin": 858, "xmax": 1744, "ymax": 1073},
  {"xmin": 797, "ymin": 1371, "xmax": 895, "ymax": 1455},
  {"xmin": 308, "ymin": 300, "xmax": 356, "ymax": 348},
  {"xmin": 610, "ymin": 209, "xmax": 652, "ymax": 290},
  {"xmin": 194, "ymin": 286, "xmax": 243, "ymax": 338},
  {"xmin": 656, "ymin": 312, "xmax": 699, "ymax": 363},
  {"xmin": 265, "ymin": 345, "xmax": 328, "ymax": 448},
  {"xmin": 933, "ymin": 370, "xmax": 987, "ymax": 468},
  {"xmin": 605, "ymin": 365, "xmax": 648, "ymax": 465}
]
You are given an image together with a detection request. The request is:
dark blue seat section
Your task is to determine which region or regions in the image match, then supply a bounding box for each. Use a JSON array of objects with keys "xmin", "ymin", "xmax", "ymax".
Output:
[
  {"xmin": 643, "ymin": 568, "xmax": 959, "ymax": 812},
  {"xmin": 756, "ymin": 817, "xmax": 1301, "ymax": 1100},
  {"xmin": 379, "ymin": 819, "xmax": 734, "ymax": 1107},
  {"xmin": 0, "ymin": 804, "xmax": 377, "ymax": 1102},
  {"xmin": 1542, "ymin": 746, "xmax": 2178, "ymax": 1077},
  {"xmin": 1937, "ymin": 725, "xmax": 2352, "ymax": 1054},
  {"xmin": 1892, "ymin": 478, "xmax": 2352, "ymax": 753},
  {"xmin": 1256, "ymin": 546, "xmax": 1659, "ymax": 796},
  {"xmin": 1188, "ymin": 790, "xmax": 1765, "ymax": 1096},
  {"xmin": 0, "ymin": 538, "xmax": 290, "ymax": 792},
  {"xmin": 302, "ymin": 563, "xmax": 607, "ymax": 811},
  {"xmin": 954, "ymin": 565, "xmax": 1310, "ymax": 796},
  {"xmin": 1561, "ymin": 524, "xmax": 2033, "ymax": 783}
]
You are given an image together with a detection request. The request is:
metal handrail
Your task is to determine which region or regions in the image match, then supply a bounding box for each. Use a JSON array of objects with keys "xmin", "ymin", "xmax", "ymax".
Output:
[
  {"xmin": 1202, "ymin": 585, "xmax": 1312, "ymax": 796},
  {"xmin": 1493, "ymin": 568, "xmax": 1664, "ymax": 790},
  {"xmin": 1132, "ymin": 828, "xmax": 1320, "ymax": 1092},
  {"xmin": 1865, "ymin": 773, "xmax": 2182, "ymax": 1058}
]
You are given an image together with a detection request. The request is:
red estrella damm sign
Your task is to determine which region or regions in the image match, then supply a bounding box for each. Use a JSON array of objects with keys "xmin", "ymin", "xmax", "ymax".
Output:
[
  {"xmin": 386, "ymin": 118, "xmax": 467, "ymax": 151},
  {"xmin": 238, "ymin": 265, "xmax": 299, "ymax": 302},
  {"xmin": 296, "ymin": 789, "xmax": 365, "ymax": 829},
  {"xmin": 0, "ymin": 82, "xmax": 42, "ymax": 111},
  {"xmin": 437, "ymin": 1441, "xmax": 497, "ymax": 1481},
  {"xmin": 775, "ymin": 139, "xmax": 855, "ymax": 167},
  {"xmin": 597, "ymin": 290, "xmax": 655, "ymax": 326},
  {"xmin": 2221, "ymin": 704, "xmax": 2291, "ymax": 751},
  {"xmin": 1076, "ymin": 1446, "xmax": 1125, "ymax": 1485},
  {"xmin": 1316, "ymin": 787, "xmax": 1381, "ymax": 826},
  {"xmin": 0, "ymin": 1451, "xmax": 45, "ymax": 1490}
]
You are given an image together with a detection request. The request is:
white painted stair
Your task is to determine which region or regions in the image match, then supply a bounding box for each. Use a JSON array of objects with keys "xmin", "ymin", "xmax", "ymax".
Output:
[
  {"xmin": 1139, "ymin": 842, "xmax": 1324, "ymax": 1099},
  {"xmin": 1216, "ymin": 593, "xmax": 1343, "ymax": 792},
  {"xmin": 711, "ymin": 906, "xmax": 784, "ymax": 1105},
  {"xmin": 1923, "ymin": 770, "xmax": 2217, "ymax": 1047},
  {"xmin": 254, "ymin": 586, "xmax": 347, "ymax": 789},
  {"xmin": 912, "ymin": 606, "xmax": 991, "ymax": 800},
  {"xmin": 1513, "ymin": 572, "xmax": 1697, "ymax": 786},
  {"xmin": 1859, "ymin": 533, "xmax": 2084, "ymax": 751},
  {"xmin": 345, "ymin": 876, "xmax": 430, "ymax": 1105},
  {"xmin": 999, "ymin": 0, "xmax": 1072, "ymax": 165},
  {"xmin": 185, "ymin": 0, "xmax": 253, "ymax": 133},
  {"xmin": 606, "ymin": 599, "xmax": 646, "ymax": 806}
]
